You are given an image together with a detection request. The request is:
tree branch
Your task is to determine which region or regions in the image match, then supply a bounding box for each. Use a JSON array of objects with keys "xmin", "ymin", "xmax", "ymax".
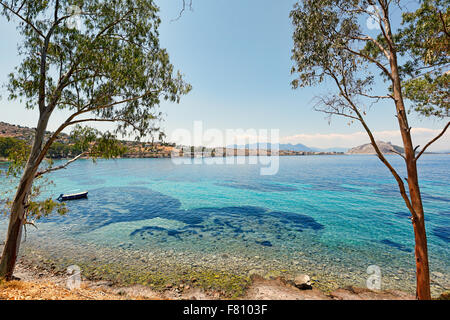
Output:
[
  {"xmin": 67, "ymin": 117, "xmax": 142, "ymax": 133},
  {"xmin": 326, "ymin": 70, "xmax": 417, "ymax": 219},
  {"xmin": 36, "ymin": 91, "xmax": 156, "ymax": 167},
  {"xmin": 35, "ymin": 152, "xmax": 87, "ymax": 178},
  {"xmin": 391, "ymin": 149, "xmax": 406, "ymax": 160},
  {"xmin": 45, "ymin": 9, "xmax": 136, "ymax": 113},
  {"xmin": 438, "ymin": 10, "xmax": 449, "ymax": 38},
  {"xmin": 358, "ymin": 92, "xmax": 394, "ymax": 100},
  {"xmin": 344, "ymin": 47, "xmax": 394, "ymax": 81},
  {"xmin": 0, "ymin": 1, "xmax": 44, "ymax": 38},
  {"xmin": 39, "ymin": 13, "xmax": 74, "ymax": 113},
  {"xmin": 172, "ymin": 0, "xmax": 193, "ymax": 21},
  {"xmin": 415, "ymin": 121, "xmax": 450, "ymax": 161},
  {"xmin": 351, "ymin": 35, "xmax": 390, "ymax": 61}
]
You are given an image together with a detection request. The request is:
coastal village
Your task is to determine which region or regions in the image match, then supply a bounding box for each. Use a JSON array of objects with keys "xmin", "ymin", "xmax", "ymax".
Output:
[
  {"xmin": 4, "ymin": 121, "xmax": 415, "ymax": 160},
  {"xmin": 1, "ymin": 121, "xmax": 346, "ymax": 160}
]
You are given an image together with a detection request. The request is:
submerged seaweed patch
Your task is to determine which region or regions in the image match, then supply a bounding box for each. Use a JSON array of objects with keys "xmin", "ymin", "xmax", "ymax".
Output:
[
  {"xmin": 130, "ymin": 226, "xmax": 198, "ymax": 240},
  {"xmin": 41, "ymin": 187, "xmax": 325, "ymax": 246},
  {"xmin": 256, "ymin": 240, "xmax": 273, "ymax": 247},
  {"xmin": 380, "ymin": 239, "xmax": 412, "ymax": 253},
  {"xmin": 127, "ymin": 204, "xmax": 324, "ymax": 248},
  {"xmin": 130, "ymin": 226, "xmax": 166, "ymax": 237}
]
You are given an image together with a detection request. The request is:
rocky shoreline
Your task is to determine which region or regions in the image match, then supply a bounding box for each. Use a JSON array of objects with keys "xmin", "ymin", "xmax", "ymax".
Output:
[
  {"xmin": 0, "ymin": 237, "xmax": 447, "ymax": 300},
  {"xmin": 9, "ymin": 257, "xmax": 421, "ymax": 300},
  {"xmin": 0, "ymin": 235, "xmax": 445, "ymax": 300},
  {"xmin": 1, "ymin": 223, "xmax": 449, "ymax": 300}
]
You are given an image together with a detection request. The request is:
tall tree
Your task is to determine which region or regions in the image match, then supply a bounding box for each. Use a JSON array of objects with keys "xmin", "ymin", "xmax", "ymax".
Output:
[
  {"xmin": 291, "ymin": 0, "xmax": 449, "ymax": 300},
  {"xmin": 0, "ymin": 0, "xmax": 191, "ymax": 279}
]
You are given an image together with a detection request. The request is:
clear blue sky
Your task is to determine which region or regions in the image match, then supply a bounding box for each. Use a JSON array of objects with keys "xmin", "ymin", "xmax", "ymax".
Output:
[{"xmin": 0, "ymin": 0, "xmax": 448, "ymax": 150}]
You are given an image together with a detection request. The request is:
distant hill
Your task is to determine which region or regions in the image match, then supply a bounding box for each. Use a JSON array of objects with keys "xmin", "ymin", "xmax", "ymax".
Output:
[
  {"xmin": 348, "ymin": 141, "xmax": 404, "ymax": 154},
  {"xmin": 228, "ymin": 143, "xmax": 348, "ymax": 153},
  {"xmin": 229, "ymin": 143, "xmax": 314, "ymax": 152},
  {"xmin": 279, "ymin": 144, "xmax": 348, "ymax": 153},
  {"xmin": 0, "ymin": 121, "xmax": 175, "ymax": 159},
  {"xmin": 0, "ymin": 121, "xmax": 36, "ymax": 142},
  {"xmin": 315, "ymin": 147, "xmax": 349, "ymax": 153},
  {"xmin": 278, "ymin": 143, "xmax": 315, "ymax": 152},
  {"xmin": 0, "ymin": 121, "xmax": 70, "ymax": 144}
]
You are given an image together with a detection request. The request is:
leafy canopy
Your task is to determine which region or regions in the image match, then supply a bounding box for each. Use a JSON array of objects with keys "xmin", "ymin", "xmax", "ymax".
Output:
[
  {"xmin": 290, "ymin": 0, "xmax": 380, "ymax": 121},
  {"xmin": 1, "ymin": 0, "xmax": 191, "ymax": 139},
  {"xmin": 290, "ymin": 0, "xmax": 448, "ymax": 119},
  {"xmin": 399, "ymin": 0, "xmax": 449, "ymax": 118}
]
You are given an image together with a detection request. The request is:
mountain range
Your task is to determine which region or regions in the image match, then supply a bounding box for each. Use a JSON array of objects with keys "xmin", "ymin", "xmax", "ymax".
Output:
[{"xmin": 228, "ymin": 143, "xmax": 348, "ymax": 153}]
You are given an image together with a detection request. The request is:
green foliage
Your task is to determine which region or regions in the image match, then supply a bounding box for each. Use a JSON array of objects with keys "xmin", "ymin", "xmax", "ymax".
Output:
[
  {"xmin": 69, "ymin": 125, "xmax": 127, "ymax": 159},
  {"xmin": 69, "ymin": 125, "xmax": 100, "ymax": 153},
  {"xmin": 0, "ymin": 137, "xmax": 27, "ymax": 158},
  {"xmin": 403, "ymin": 73, "xmax": 449, "ymax": 117},
  {"xmin": 291, "ymin": 0, "xmax": 364, "ymax": 86},
  {"xmin": 1, "ymin": 176, "xmax": 68, "ymax": 225},
  {"xmin": 399, "ymin": 0, "xmax": 449, "ymax": 67},
  {"xmin": 47, "ymin": 142, "xmax": 80, "ymax": 158},
  {"xmin": 0, "ymin": 137, "xmax": 65, "ymax": 221},
  {"xmin": 26, "ymin": 194, "xmax": 68, "ymax": 220},
  {"xmin": 290, "ymin": 0, "xmax": 377, "ymax": 121},
  {"xmin": 397, "ymin": 0, "xmax": 449, "ymax": 118},
  {"xmin": 0, "ymin": 137, "xmax": 31, "ymax": 177}
]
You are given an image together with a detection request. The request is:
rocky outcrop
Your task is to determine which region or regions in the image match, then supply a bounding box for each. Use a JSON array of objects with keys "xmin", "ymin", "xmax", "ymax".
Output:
[
  {"xmin": 293, "ymin": 274, "xmax": 312, "ymax": 290},
  {"xmin": 348, "ymin": 141, "xmax": 404, "ymax": 154}
]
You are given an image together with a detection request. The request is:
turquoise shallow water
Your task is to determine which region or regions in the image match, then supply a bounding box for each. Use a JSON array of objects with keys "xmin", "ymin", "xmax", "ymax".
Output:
[{"xmin": 0, "ymin": 155, "xmax": 449, "ymax": 293}]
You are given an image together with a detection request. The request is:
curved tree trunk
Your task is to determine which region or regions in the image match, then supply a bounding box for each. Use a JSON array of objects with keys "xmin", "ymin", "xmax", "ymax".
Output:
[
  {"xmin": 0, "ymin": 169, "xmax": 34, "ymax": 279},
  {"xmin": 0, "ymin": 113, "xmax": 50, "ymax": 279}
]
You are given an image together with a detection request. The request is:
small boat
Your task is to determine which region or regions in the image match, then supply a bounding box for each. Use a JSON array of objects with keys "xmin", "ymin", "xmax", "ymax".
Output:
[{"xmin": 57, "ymin": 191, "xmax": 88, "ymax": 202}]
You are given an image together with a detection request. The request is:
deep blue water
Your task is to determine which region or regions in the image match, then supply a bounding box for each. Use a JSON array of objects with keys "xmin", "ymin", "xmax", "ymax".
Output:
[{"xmin": 0, "ymin": 155, "xmax": 449, "ymax": 291}]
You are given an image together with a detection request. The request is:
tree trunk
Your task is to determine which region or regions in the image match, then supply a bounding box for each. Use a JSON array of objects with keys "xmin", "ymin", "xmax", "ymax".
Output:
[
  {"xmin": 0, "ymin": 169, "xmax": 34, "ymax": 279},
  {"xmin": 390, "ymin": 49, "xmax": 431, "ymax": 300},
  {"xmin": 400, "ymin": 119, "xmax": 431, "ymax": 301},
  {"xmin": 402, "ymin": 125, "xmax": 431, "ymax": 299},
  {"xmin": 403, "ymin": 124, "xmax": 430, "ymax": 300},
  {"xmin": 0, "ymin": 112, "xmax": 51, "ymax": 280},
  {"xmin": 0, "ymin": 211, "xmax": 24, "ymax": 280},
  {"xmin": 411, "ymin": 214, "xmax": 431, "ymax": 299}
]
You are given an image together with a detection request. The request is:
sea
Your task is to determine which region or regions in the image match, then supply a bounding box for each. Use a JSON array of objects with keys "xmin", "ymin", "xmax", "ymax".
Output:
[{"xmin": 0, "ymin": 154, "xmax": 448, "ymax": 295}]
